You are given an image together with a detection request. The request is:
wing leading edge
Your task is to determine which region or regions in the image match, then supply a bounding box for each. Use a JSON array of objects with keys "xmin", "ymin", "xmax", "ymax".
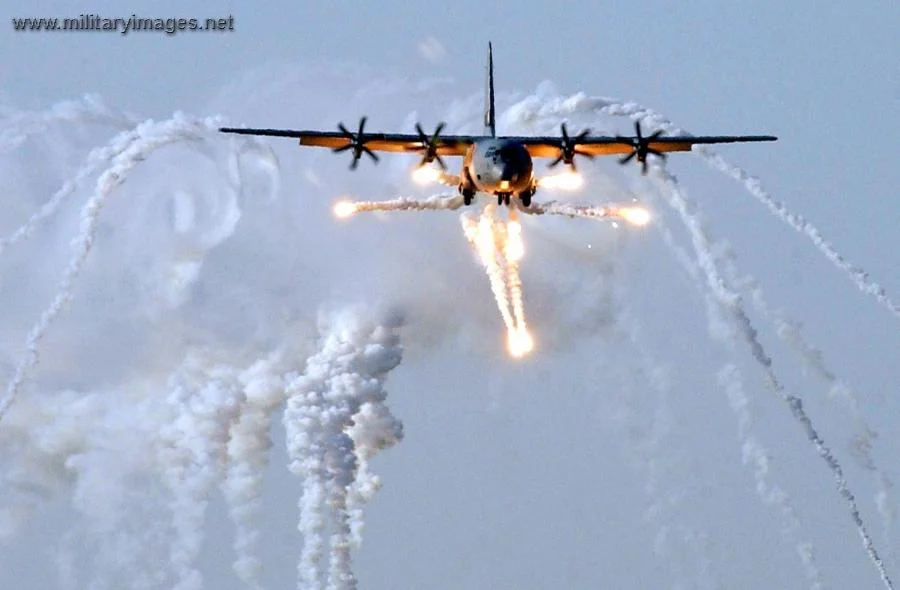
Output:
[
  {"xmin": 218, "ymin": 127, "xmax": 476, "ymax": 156},
  {"xmin": 519, "ymin": 133, "xmax": 778, "ymax": 158},
  {"xmin": 219, "ymin": 126, "xmax": 776, "ymax": 158}
]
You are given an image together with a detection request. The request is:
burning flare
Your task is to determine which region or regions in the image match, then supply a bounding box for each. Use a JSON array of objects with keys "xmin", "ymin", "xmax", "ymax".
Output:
[
  {"xmin": 411, "ymin": 164, "xmax": 442, "ymax": 185},
  {"xmin": 505, "ymin": 220, "xmax": 524, "ymax": 262},
  {"xmin": 333, "ymin": 200, "xmax": 358, "ymax": 218},
  {"xmin": 538, "ymin": 170, "xmax": 584, "ymax": 191},
  {"xmin": 507, "ymin": 328, "xmax": 534, "ymax": 358},
  {"xmin": 617, "ymin": 206, "xmax": 651, "ymax": 227},
  {"xmin": 461, "ymin": 205, "xmax": 535, "ymax": 358}
]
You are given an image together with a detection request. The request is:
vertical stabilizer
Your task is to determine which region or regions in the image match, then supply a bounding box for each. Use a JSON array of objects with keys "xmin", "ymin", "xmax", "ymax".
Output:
[{"xmin": 484, "ymin": 42, "xmax": 496, "ymax": 137}]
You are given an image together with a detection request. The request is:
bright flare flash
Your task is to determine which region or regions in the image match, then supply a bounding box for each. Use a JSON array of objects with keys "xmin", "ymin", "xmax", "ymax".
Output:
[
  {"xmin": 333, "ymin": 200, "xmax": 358, "ymax": 218},
  {"xmin": 507, "ymin": 328, "xmax": 534, "ymax": 358},
  {"xmin": 506, "ymin": 221, "xmax": 524, "ymax": 262},
  {"xmin": 538, "ymin": 171, "xmax": 584, "ymax": 191},
  {"xmin": 412, "ymin": 165, "xmax": 441, "ymax": 185},
  {"xmin": 618, "ymin": 206, "xmax": 651, "ymax": 227}
]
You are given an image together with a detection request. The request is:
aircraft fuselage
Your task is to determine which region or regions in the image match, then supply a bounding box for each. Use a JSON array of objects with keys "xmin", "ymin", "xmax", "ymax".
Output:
[{"xmin": 463, "ymin": 139, "xmax": 535, "ymax": 205}]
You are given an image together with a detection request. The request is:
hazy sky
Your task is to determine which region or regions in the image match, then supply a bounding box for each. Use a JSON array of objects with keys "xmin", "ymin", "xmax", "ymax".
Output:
[{"xmin": 2, "ymin": 1, "xmax": 899, "ymax": 589}]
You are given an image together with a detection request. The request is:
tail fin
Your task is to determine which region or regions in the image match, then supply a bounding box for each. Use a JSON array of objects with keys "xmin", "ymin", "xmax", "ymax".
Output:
[{"xmin": 484, "ymin": 42, "xmax": 496, "ymax": 137}]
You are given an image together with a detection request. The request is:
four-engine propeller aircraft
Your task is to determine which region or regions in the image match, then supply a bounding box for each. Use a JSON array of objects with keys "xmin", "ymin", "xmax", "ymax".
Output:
[{"xmin": 220, "ymin": 43, "xmax": 777, "ymax": 208}]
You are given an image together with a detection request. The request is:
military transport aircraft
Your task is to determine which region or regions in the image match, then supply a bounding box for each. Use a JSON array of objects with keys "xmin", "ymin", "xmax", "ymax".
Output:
[{"xmin": 220, "ymin": 44, "xmax": 776, "ymax": 208}]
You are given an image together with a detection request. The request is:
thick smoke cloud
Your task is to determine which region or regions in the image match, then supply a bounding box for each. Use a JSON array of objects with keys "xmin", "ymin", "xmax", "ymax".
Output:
[{"xmin": 0, "ymin": 64, "xmax": 896, "ymax": 590}]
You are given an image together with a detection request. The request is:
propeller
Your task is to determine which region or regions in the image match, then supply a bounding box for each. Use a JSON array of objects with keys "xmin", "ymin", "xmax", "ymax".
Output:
[
  {"xmin": 548, "ymin": 122, "xmax": 593, "ymax": 172},
  {"xmin": 616, "ymin": 121, "xmax": 666, "ymax": 174},
  {"xmin": 414, "ymin": 122, "xmax": 448, "ymax": 170},
  {"xmin": 332, "ymin": 116, "xmax": 379, "ymax": 169}
]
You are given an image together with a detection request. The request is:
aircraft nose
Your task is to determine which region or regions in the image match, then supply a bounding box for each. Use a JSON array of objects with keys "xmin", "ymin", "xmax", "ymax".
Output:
[{"xmin": 500, "ymin": 163, "xmax": 518, "ymax": 181}]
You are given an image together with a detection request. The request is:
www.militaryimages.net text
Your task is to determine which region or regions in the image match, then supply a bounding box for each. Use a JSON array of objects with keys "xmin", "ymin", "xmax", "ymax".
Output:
[{"xmin": 11, "ymin": 14, "xmax": 235, "ymax": 35}]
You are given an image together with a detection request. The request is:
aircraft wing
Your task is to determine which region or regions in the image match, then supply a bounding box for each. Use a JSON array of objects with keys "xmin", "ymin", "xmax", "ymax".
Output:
[
  {"xmin": 218, "ymin": 126, "xmax": 477, "ymax": 156},
  {"xmin": 219, "ymin": 122, "xmax": 776, "ymax": 164},
  {"xmin": 517, "ymin": 133, "xmax": 778, "ymax": 159}
]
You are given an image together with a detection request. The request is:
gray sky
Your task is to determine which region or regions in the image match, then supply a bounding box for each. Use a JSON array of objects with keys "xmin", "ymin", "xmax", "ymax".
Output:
[{"xmin": 2, "ymin": 1, "xmax": 899, "ymax": 589}]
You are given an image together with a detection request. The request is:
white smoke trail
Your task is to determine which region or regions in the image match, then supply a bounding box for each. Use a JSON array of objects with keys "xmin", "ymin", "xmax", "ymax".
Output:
[
  {"xmin": 720, "ymin": 241, "xmax": 898, "ymax": 565},
  {"xmin": 0, "ymin": 383, "xmax": 173, "ymax": 590},
  {"xmin": 159, "ymin": 355, "xmax": 245, "ymax": 590},
  {"xmin": 460, "ymin": 205, "xmax": 536, "ymax": 355},
  {"xmin": 646, "ymin": 199, "xmax": 824, "ymax": 587},
  {"xmin": 0, "ymin": 107, "xmax": 275, "ymax": 587},
  {"xmin": 523, "ymin": 200, "xmax": 614, "ymax": 220},
  {"xmin": 502, "ymin": 214, "xmax": 529, "ymax": 346},
  {"xmin": 0, "ymin": 113, "xmax": 235, "ymax": 424},
  {"xmin": 513, "ymin": 91, "xmax": 900, "ymax": 322},
  {"xmin": 460, "ymin": 207, "xmax": 515, "ymax": 333},
  {"xmin": 71, "ymin": 401, "xmax": 165, "ymax": 590},
  {"xmin": 326, "ymin": 312, "xmax": 404, "ymax": 590},
  {"xmin": 877, "ymin": 475, "xmax": 897, "ymax": 572},
  {"xmin": 325, "ymin": 430, "xmax": 357, "ymax": 590},
  {"xmin": 283, "ymin": 307, "xmax": 404, "ymax": 590},
  {"xmin": 719, "ymin": 364, "xmax": 824, "ymax": 589},
  {"xmin": 698, "ymin": 149, "xmax": 900, "ymax": 321},
  {"xmin": 0, "ymin": 94, "xmax": 138, "ymax": 154},
  {"xmin": 223, "ymin": 355, "xmax": 286, "ymax": 589},
  {"xmin": 523, "ymin": 199, "xmax": 649, "ymax": 226},
  {"xmin": 337, "ymin": 193, "xmax": 463, "ymax": 216},
  {"xmin": 345, "ymin": 400, "xmax": 403, "ymax": 547},
  {"xmin": 609, "ymin": 300, "xmax": 727, "ymax": 589},
  {"xmin": 518, "ymin": 91, "xmax": 899, "ymax": 571},
  {"xmin": 283, "ymin": 372, "xmax": 328, "ymax": 590},
  {"xmin": 653, "ymin": 167, "xmax": 893, "ymax": 589},
  {"xmin": 655, "ymin": 202, "xmax": 823, "ymax": 590},
  {"xmin": 337, "ymin": 192, "xmax": 537, "ymax": 353},
  {"xmin": 0, "ymin": 127, "xmax": 138, "ymax": 256}
]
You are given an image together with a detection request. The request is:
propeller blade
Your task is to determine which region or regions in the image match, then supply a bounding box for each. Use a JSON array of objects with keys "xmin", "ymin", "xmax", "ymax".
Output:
[
  {"xmin": 649, "ymin": 129, "xmax": 665, "ymax": 140},
  {"xmin": 619, "ymin": 152, "xmax": 636, "ymax": 165},
  {"xmin": 413, "ymin": 122, "xmax": 446, "ymax": 166},
  {"xmin": 548, "ymin": 155, "xmax": 563, "ymax": 168},
  {"xmin": 434, "ymin": 154, "xmax": 446, "ymax": 170},
  {"xmin": 634, "ymin": 121, "xmax": 643, "ymax": 141},
  {"xmin": 336, "ymin": 117, "xmax": 379, "ymax": 168},
  {"xmin": 641, "ymin": 160, "xmax": 649, "ymax": 175}
]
